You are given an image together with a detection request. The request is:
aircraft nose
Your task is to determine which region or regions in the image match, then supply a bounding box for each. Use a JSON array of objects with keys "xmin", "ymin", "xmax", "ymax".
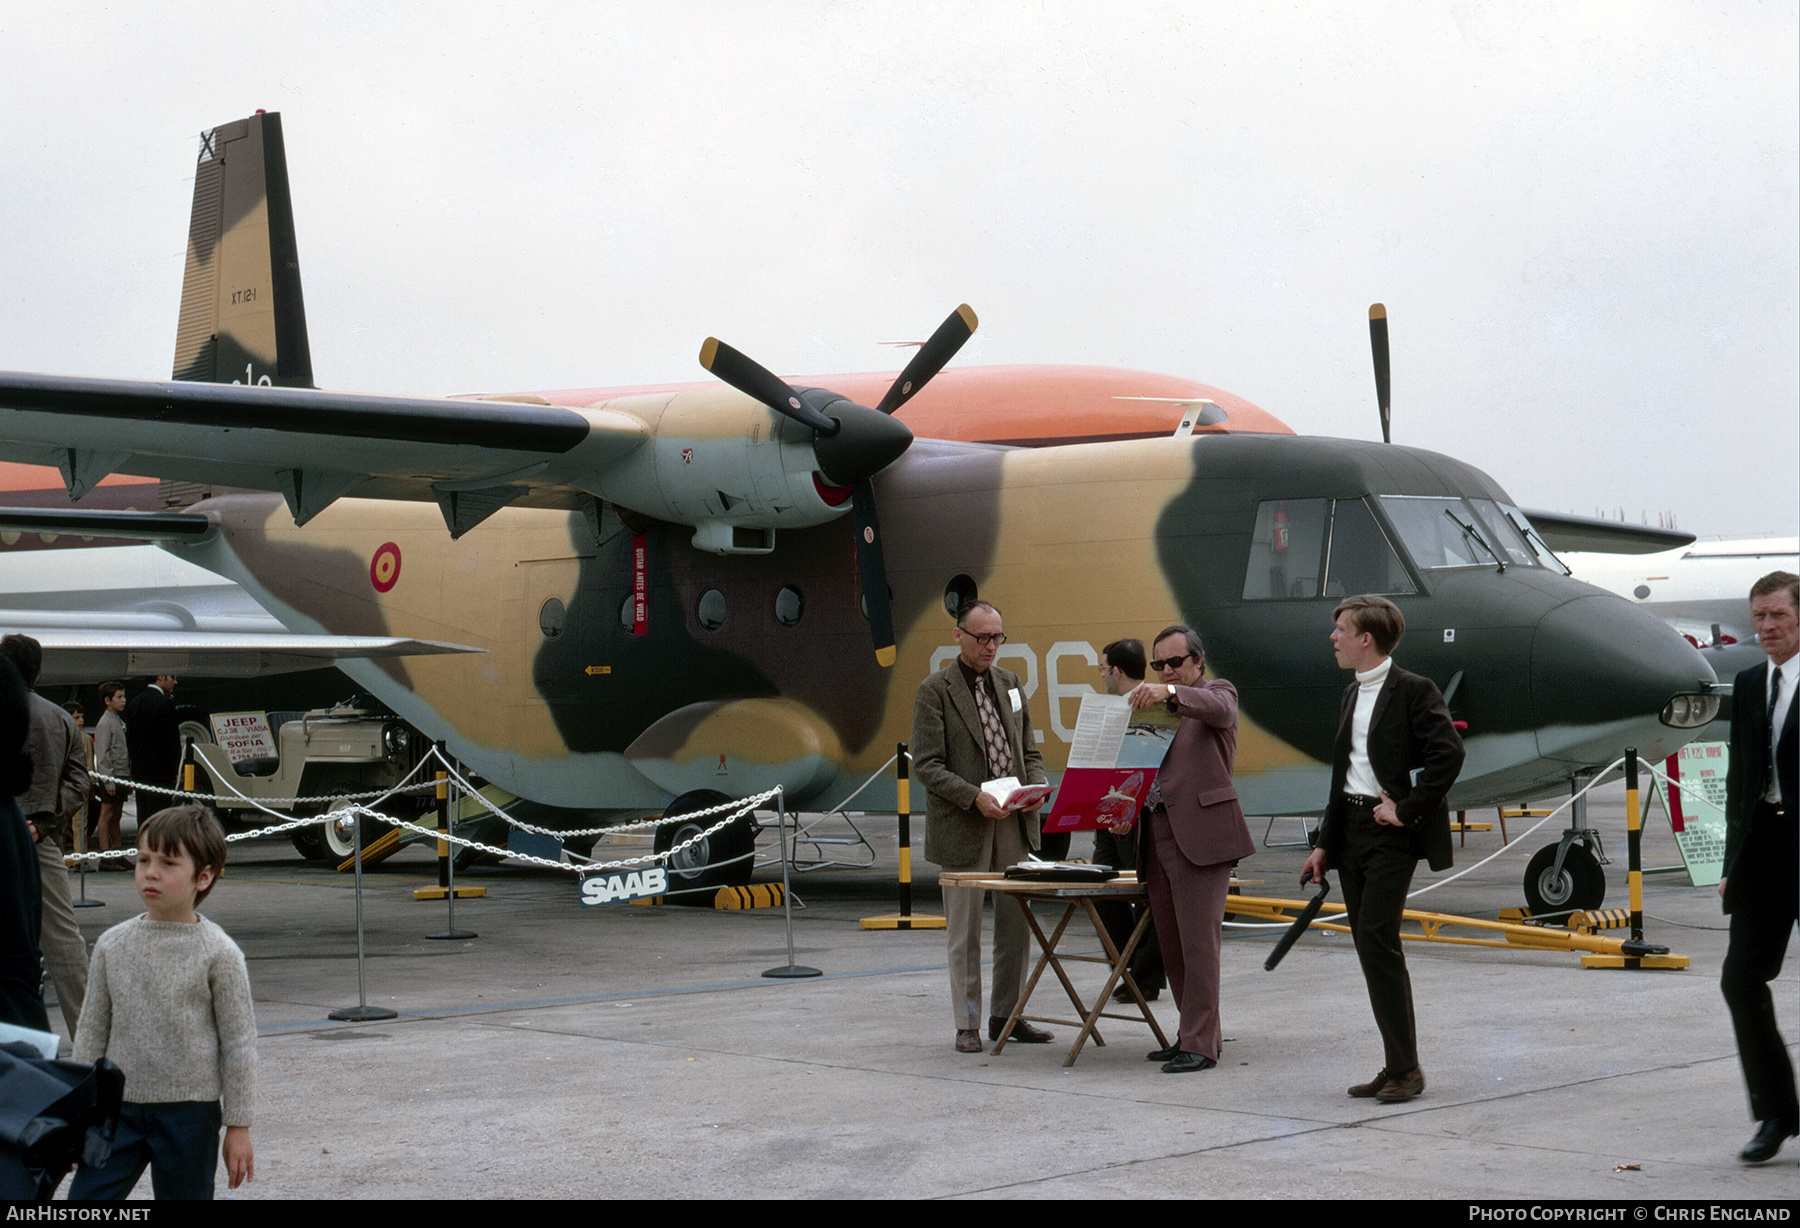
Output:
[{"xmin": 1529, "ymin": 593, "xmax": 1719, "ymax": 769}]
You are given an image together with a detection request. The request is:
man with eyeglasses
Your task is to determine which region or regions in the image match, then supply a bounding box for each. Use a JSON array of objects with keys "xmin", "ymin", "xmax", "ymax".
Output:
[
  {"xmin": 1127, "ymin": 625, "xmax": 1253, "ymax": 1073},
  {"xmin": 913, "ymin": 600, "xmax": 1053, "ymax": 1054}
]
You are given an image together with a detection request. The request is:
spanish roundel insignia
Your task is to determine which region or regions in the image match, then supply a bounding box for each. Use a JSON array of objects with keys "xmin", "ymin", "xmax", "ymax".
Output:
[{"xmin": 370, "ymin": 542, "xmax": 402, "ymax": 593}]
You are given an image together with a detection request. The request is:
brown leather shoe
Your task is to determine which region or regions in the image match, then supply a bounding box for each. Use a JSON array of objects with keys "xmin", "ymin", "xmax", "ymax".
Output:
[
  {"xmin": 1347, "ymin": 1068, "xmax": 1392, "ymax": 1098},
  {"xmin": 1374, "ymin": 1067, "xmax": 1425, "ymax": 1102},
  {"xmin": 989, "ymin": 1016, "xmax": 1053, "ymax": 1043},
  {"xmin": 954, "ymin": 1029, "xmax": 984, "ymax": 1053}
]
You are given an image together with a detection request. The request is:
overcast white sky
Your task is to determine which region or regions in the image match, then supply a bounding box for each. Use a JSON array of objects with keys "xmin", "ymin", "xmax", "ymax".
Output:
[{"xmin": 2, "ymin": 1, "xmax": 1793, "ymax": 537}]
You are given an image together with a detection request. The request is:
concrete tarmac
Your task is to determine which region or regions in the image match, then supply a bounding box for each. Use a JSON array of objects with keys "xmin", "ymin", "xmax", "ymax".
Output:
[{"xmin": 43, "ymin": 784, "xmax": 1796, "ymax": 1201}]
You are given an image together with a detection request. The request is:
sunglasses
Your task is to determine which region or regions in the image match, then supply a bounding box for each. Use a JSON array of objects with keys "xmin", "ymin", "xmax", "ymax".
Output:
[{"xmin": 1149, "ymin": 652, "xmax": 1195, "ymax": 672}]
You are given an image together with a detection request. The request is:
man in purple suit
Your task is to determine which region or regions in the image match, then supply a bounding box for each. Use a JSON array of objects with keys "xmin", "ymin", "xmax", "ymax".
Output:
[{"xmin": 1128, "ymin": 624, "xmax": 1254, "ymax": 1074}]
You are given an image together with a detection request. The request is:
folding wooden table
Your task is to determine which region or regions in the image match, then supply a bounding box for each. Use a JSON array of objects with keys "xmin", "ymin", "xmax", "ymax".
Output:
[{"xmin": 940, "ymin": 871, "xmax": 1168, "ymax": 1067}]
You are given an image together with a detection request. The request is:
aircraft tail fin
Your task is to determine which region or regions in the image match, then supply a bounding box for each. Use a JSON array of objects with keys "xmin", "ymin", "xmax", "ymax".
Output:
[{"xmin": 171, "ymin": 111, "xmax": 314, "ymax": 389}]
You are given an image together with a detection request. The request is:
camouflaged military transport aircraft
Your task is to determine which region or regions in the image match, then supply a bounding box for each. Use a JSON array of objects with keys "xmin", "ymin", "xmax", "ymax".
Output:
[{"xmin": 0, "ymin": 112, "xmax": 1721, "ymax": 890}]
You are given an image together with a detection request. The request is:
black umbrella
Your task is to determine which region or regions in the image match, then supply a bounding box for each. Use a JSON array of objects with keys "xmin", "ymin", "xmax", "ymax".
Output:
[{"xmin": 1264, "ymin": 881, "xmax": 1332, "ymax": 972}]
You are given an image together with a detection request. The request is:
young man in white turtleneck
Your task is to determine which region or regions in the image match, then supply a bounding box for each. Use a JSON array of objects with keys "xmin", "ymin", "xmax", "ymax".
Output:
[{"xmin": 1301, "ymin": 595, "xmax": 1464, "ymax": 1104}]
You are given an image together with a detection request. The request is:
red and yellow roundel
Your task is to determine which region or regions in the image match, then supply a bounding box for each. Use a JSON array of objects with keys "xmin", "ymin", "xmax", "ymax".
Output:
[{"xmin": 370, "ymin": 542, "xmax": 402, "ymax": 592}]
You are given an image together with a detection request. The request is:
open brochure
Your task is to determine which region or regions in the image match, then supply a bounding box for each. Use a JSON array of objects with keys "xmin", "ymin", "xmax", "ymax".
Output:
[{"xmin": 980, "ymin": 777, "xmax": 1057, "ymax": 812}]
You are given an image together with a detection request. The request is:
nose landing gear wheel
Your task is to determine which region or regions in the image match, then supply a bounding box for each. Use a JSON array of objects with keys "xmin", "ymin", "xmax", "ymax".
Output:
[{"xmin": 1524, "ymin": 842, "xmax": 1604, "ymax": 915}]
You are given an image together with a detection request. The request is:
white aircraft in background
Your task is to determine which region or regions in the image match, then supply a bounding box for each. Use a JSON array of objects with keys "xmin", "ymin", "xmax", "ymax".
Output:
[{"xmin": 1562, "ymin": 536, "xmax": 1799, "ymax": 650}]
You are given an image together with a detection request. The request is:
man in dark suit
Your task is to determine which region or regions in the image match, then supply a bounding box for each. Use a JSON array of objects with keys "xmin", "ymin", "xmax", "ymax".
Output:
[
  {"xmin": 1719, "ymin": 570, "xmax": 1798, "ymax": 1163},
  {"xmin": 912, "ymin": 600, "xmax": 1052, "ymax": 1054},
  {"xmin": 1302, "ymin": 595, "xmax": 1463, "ymax": 1103},
  {"xmin": 1128, "ymin": 625, "xmax": 1254, "ymax": 1074},
  {"xmin": 124, "ymin": 675, "xmax": 181, "ymax": 795}
]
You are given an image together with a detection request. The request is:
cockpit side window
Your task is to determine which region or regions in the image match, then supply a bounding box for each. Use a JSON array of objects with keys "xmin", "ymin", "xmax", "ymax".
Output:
[
  {"xmin": 1242, "ymin": 499, "xmax": 1328, "ymax": 599},
  {"xmin": 1323, "ymin": 498, "xmax": 1417, "ymax": 597}
]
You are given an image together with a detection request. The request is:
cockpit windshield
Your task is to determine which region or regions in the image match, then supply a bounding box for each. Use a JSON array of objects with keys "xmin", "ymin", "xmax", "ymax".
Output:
[{"xmin": 1376, "ymin": 495, "xmax": 1546, "ymax": 570}]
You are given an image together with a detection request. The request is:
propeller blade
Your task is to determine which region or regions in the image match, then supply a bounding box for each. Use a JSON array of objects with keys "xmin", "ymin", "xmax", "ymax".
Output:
[
  {"xmin": 1368, "ymin": 303, "xmax": 1391, "ymax": 444},
  {"xmin": 874, "ymin": 304, "xmax": 979, "ymax": 416},
  {"xmin": 850, "ymin": 480, "xmax": 896, "ymax": 667},
  {"xmin": 699, "ymin": 337, "xmax": 838, "ymax": 435}
]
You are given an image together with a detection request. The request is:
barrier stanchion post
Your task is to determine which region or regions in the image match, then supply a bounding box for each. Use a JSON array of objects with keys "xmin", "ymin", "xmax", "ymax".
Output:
[
  {"xmin": 1627, "ymin": 749, "xmax": 1644, "ymax": 947},
  {"xmin": 764, "ymin": 788, "xmax": 820, "ymax": 979},
  {"xmin": 329, "ymin": 800, "xmax": 398, "ymax": 1022},
  {"xmin": 426, "ymin": 752, "xmax": 476, "ymax": 940},
  {"xmin": 860, "ymin": 742, "xmax": 945, "ymax": 931},
  {"xmin": 435, "ymin": 743, "xmax": 450, "ymax": 890},
  {"xmin": 1578, "ymin": 747, "xmax": 1687, "ymax": 970},
  {"xmin": 180, "ymin": 738, "xmax": 196, "ymax": 799},
  {"xmin": 72, "ymin": 795, "xmax": 103, "ymax": 909}
]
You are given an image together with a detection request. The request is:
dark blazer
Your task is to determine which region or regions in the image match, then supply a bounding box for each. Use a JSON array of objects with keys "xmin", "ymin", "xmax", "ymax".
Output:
[
  {"xmin": 124, "ymin": 685, "xmax": 180, "ymax": 791},
  {"xmin": 1722, "ymin": 660, "xmax": 1797, "ymax": 914},
  {"xmin": 912, "ymin": 662, "xmax": 1046, "ymax": 867},
  {"xmin": 1143, "ymin": 679, "xmax": 1254, "ymax": 869},
  {"xmin": 1317, "ymin": 664, "xmax": 1464, "ymax": 873}
]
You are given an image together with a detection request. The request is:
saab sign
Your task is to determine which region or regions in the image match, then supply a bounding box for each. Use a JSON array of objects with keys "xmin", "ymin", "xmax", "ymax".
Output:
[{"xmin": 579, "ymin": 867, "xmax": 667, "ymax": 907}]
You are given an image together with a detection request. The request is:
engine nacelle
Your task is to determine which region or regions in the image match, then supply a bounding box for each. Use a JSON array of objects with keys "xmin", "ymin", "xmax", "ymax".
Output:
[{"xmin": 576, "ymin": 388, "xmax": 853, "ymax": 554}]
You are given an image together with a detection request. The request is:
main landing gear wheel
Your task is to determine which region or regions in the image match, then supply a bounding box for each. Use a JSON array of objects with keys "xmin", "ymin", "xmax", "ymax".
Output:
[
  {"xmin": 1523, "ymin": 842, "xmax": 1604, "ymax": 915},
  {"xmin": 653, "ymin": 789, "xmax": 757, "ymax": 898}
]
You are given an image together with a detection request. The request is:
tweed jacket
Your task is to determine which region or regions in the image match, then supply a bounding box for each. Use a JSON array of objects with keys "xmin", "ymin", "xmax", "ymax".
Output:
[{"xmin": 912, "ymin": 661, "xmax": 1046, "ymax": 867}]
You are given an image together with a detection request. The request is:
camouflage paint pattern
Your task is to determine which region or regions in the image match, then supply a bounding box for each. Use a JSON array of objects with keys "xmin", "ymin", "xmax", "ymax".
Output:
[{"xmin": 172, "ymin": 428, "xmax": 1717, "ymax": 818}]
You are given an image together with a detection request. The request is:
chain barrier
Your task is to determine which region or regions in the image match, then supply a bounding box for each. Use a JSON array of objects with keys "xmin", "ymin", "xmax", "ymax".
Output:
[
  {"xmin": 1219, "ymin": 755, "xmax": 1629, "ymax": 928},
  {"xmin": 76, "ymin": 745, "xmax": 778, "ymax": 879}
]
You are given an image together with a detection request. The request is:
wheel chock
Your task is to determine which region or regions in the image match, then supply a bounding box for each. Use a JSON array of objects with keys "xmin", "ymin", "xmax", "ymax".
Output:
[
  {"xmin": 714, "ymin": 883, "xmax": 784, "ymax": 910},
  {"xmin": 412, "ymin": 885, "xmax": 487, "ymax": 900}
]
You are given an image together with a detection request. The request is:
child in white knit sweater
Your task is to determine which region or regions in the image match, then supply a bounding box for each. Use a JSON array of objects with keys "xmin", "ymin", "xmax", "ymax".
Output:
[{"xmin": 71, "ymin": 805, "xmax": 256, "ymax": 1199}]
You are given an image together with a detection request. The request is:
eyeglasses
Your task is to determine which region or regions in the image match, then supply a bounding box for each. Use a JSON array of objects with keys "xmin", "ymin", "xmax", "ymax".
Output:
[
  {"xmin": 959, "ymin": 630, "xmax": 1007, "ymax": 647},
  {"xmin": 1149, "ymin": 652, "xmax": 1195, "ymax": 672}
]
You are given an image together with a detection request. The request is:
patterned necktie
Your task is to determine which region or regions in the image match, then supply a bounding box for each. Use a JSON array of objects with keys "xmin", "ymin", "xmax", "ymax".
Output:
[{"xmin": 973, "ymin": 676, "xmax": 1013, "ymax": 778}]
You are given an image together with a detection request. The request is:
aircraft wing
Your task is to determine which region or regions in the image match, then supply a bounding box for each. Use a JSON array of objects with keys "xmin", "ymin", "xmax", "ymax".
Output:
[
  {"xmin": 1521, "ymin": 508, "xmax": 1695, "ymax": 555},
  {"xmin": 30, "ymin": 630, "xmax": 481, "ymax": 684},
  {"xmin": 0, "ymin": 540, "xmax": 484, "ymax": 683},
  {"xmin": 0, "ymin": 371, "xmax": 646, "ymax": 524}
]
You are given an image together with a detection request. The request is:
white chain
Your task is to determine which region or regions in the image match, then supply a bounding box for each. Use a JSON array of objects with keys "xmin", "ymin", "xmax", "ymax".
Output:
[{"xmin": 76, "ymin": 746, "xmax": 776, "ymax": 878}]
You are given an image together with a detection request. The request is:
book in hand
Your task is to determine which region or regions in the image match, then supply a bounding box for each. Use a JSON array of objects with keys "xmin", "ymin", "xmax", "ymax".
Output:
[{"xmin": 980, "ymin": 777, "xmax": 1056, "ymax": 812}]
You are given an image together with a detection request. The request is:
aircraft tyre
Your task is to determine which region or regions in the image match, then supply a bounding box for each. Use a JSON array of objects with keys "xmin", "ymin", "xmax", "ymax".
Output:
[
  {"xmin": 1523, "ymin": 842, "xmax": 1604, "ymax": 915},
  {"xmin": 653, "ymin": 789, "xmax": 757, "ymax": 898}
]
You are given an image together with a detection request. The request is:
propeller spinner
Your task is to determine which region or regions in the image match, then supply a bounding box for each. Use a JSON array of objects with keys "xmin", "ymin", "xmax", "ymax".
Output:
[{"xmin": 699, "ymin": 304, "xmax": 979, "ymax": 666}]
